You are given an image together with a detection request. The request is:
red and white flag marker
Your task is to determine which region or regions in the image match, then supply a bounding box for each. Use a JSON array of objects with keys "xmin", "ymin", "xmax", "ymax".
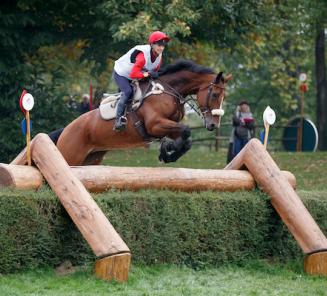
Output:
[
  {"xmin": 19, "ymin": 90, "xmax": 34, "ymax": 166},
  {"xmin": 262, "ymin": 106, "xmax": 276, "ymax": 149}
]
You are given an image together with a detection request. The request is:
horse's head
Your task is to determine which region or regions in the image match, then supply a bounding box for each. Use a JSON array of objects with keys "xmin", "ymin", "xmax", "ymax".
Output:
[{"xmin": 197, "ymin": 72, "xmax": 232, "ymax": 131}]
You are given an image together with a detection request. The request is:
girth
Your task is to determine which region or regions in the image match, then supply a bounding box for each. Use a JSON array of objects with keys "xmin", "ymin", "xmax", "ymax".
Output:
[{"xmin": 128, "ymin": 109, "xmax": 155, "ymax": 143}]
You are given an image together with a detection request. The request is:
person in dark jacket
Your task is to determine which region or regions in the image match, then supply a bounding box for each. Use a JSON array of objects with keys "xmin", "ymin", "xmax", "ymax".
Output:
[
  {"xmin": 79, "ymin": 94, "xmax": 90, "ymax": 114},
  {"xmin": 227, "ymin": 100, "xmax": 255, "ymax": 162}
]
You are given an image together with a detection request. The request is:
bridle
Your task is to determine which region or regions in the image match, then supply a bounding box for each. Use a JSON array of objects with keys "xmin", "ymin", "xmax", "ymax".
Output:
[
  {"xmin": 198, "ymin": 80, "xmax": 225, "ymax": 118},
  {"xmin": 154, "ymin": 77, "xmax": 226, "ymax": 120}
]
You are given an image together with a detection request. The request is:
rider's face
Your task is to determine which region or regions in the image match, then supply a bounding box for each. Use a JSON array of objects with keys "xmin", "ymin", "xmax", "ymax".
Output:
[{"xmin": 151, "ymin": 43, "xmax": 165, "ymax": 56}]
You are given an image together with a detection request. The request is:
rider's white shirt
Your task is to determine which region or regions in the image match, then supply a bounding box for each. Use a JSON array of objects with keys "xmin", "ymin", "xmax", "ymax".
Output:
[{"xmin": 114, "ymin": 45, "xmax": 161, "ymax": 79}]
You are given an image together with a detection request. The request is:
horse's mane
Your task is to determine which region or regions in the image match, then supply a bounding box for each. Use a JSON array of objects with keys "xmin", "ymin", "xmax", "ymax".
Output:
[{"xmin": 158, "ymin": 59, "xmax": 215, "ymax": 77}]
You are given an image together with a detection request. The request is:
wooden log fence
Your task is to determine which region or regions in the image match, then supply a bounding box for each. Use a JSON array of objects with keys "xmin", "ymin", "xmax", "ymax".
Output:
[
  {"xmin": 0, "ymin": 163, "xmax": 296, "ymax": 192},
  {"xmin": 2, "ymin": 134, "xmax": 326, "ymax": 277}
]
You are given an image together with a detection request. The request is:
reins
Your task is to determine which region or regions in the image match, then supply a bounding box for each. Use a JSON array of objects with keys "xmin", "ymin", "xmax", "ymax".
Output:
[{"xmin": 154, "ymin": 78, "xmax": 225, "ymax": 119}]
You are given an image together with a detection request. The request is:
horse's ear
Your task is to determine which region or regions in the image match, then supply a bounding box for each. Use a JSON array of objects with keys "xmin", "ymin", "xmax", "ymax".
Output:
[
  {"xmin": 214, "ymin": 72, "xmax": 223, "ymax": 84},
  {"xmin": 224, "ymin": 73, "xmax": 233, "ymax": 83}
]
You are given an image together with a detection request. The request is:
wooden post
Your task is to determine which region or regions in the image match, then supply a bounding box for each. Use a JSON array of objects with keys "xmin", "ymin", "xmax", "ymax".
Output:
[
  {"xmin": 94, "ymin": 253, "xmax": 131, "ymax": 282},
  {"xmin": 31, "ymin": 133, "xmax": 131, "ymax": 282},
  {"xmin": 26, "ymin": 111, "xmax": 32, "ymax": 166},
  {"xmin": 263, "ymin": 123, "xmax": 269, "ymax": 149},
  {"xmin": 215, "ymin": 128, "xmax": 219, "ymax": 151},
  {"xmin": 10, "ymin": 139, "xmax": 32, "ymax": 165},
  {"xmin": 224, "ymin": 138, "xmax": 327, "ymax": 275},
  {"xmin": 225, "ymin": 139, "xmax": 327, "ymax": 275},
  {"xmin": 304, "ymin": 251, "xmax": 327, "ymax": 275}
]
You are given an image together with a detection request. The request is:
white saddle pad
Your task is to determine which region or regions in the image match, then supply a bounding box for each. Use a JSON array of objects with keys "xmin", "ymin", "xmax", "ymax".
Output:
[
  {"xmin": 99, "ymin": 94, "xmax": 121, "ymax": 120},
  {"xmin": 99, "ymin": 81, "xmax": 164, "ymax": 120}
]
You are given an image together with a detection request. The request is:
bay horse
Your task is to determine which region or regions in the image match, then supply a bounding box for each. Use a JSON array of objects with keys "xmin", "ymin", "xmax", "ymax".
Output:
[{"xmin": 54, "ymin": 60, "xmax": 232, "ymax": 166}]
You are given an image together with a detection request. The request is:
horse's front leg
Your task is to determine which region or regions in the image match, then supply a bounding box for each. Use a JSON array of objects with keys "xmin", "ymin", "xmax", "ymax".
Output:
[{"xmin": 147, "ymin": 119, "xmax": 192, "ymax": 163}]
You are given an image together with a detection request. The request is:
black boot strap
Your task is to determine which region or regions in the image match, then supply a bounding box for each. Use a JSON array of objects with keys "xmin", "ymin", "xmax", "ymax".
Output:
[{"xmin": 129, "ymin": 111, "xmax": 155, "ymax": 143}]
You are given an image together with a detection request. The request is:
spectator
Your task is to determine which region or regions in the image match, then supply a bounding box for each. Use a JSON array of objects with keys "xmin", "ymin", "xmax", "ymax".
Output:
[
  {"xmin": 79, "ymin": 94, "xmax": 90, "ymax": 114},
  {"xmin": 227, "ymin": 100, "xmax": 255, "ymax": 163},
  {"xmin": 67, "ymin": 95, "xmax": 78, "ymax": 111}
]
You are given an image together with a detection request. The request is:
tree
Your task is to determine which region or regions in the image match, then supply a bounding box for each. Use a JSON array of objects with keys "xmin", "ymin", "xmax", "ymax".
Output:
[
  {"xmin": 0, "ymin": 0, "xmax": 274, "ymax": 161},
  {"xmin": 0, "ymin": 0, "xmax": 98, "ymax": 161},
  {"xmin": 312, "ymin": 0, "xmax": 327, "ymax": 150},
  {"xmin": 1, "ymin": 0, "xmax": 325, "ymax": 162},
  {"xmin": 315, "ymin": 28, "xmax": 327, "ymax": 150}
]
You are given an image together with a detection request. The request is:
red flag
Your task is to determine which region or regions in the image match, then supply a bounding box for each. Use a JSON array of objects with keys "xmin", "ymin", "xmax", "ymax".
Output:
[
  {"xmin": 89, "ymin": 80, "xmax": 93, "ymax": 110},
  {"xmin": 19, "ymin": 89, "xmax": 27, "ymax": 114},
  {"xmin": 299, "ymin": 83, "xmax": 308, "ymax": 93}
]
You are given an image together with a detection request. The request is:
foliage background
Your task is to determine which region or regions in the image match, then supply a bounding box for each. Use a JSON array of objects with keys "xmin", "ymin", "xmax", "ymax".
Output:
[{"xmin": 0, "ymin": 0, "xmax": 326, "ymax": 162}]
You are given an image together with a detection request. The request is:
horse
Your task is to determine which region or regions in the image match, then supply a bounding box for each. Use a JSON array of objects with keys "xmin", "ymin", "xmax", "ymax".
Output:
[{"xmin": 54, "ymin": 60, "xmax": 232, "ymax": 166}]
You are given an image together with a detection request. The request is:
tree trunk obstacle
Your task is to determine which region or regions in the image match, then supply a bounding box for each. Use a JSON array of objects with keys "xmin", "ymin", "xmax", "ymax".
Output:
[
  {"xmin": 21, "ymin": 134, "xmax": 130, "ymax": 282},
  {"xmin": 224, "ymin": 138, "xmax": 327, "ymax": 275},
  {"xmin": 1, "ymin": 135, "xmax": 326, "ymax": 277},
  {"xmin": 1, "ymin": 163, "xmax": 296, "ymax": 192}
]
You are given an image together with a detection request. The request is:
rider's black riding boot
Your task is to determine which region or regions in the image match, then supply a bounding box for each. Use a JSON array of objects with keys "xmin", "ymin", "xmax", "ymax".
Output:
[{"xmin": 113, "ymin": 94, "xmax": 128, "ymax": 132}]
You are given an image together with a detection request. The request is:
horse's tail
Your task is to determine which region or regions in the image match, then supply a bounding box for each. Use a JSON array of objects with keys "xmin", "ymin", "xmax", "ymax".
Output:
[{"xmin": 48, "ymin": 128, "xmax": 64, "ymax": 145}]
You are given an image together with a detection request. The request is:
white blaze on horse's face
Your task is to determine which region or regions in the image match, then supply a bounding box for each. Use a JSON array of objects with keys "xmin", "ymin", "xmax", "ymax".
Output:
[
  {"xmin": 211, "ymin": 92, "xmax": 225, "ymax": 125},
  {"xmin": 208, "ymin": 87, "xmax": 225, "ymax": 129}
]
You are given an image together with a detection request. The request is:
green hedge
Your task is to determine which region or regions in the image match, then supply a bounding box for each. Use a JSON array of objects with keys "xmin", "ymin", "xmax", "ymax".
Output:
[{"xmin": 0, "ymin": 188, "xmax": 327, "ymax": 273}]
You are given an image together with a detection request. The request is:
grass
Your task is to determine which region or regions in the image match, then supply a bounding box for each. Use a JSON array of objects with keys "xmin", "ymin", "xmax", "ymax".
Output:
[
  {"xmin": 271, "ymin": 151, "xmax": 327, "ymax": 190},
  {"xmin": 1, "ymin": 261, "xmax": 326, "ymax": 296}
]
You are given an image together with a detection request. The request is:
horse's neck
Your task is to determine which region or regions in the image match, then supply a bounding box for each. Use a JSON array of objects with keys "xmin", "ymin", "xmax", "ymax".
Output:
[{"xmin": 161, "ymin": 72, "xmax": 213, "ymax": 96}]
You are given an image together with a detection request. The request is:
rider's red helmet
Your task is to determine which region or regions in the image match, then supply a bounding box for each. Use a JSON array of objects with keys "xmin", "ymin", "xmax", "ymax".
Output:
[{"xmin": 148, "ymin": 31, "xmax": 170, "ymax": 44}]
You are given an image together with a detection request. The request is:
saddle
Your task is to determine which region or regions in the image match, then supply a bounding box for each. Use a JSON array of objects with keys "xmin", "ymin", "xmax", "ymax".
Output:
[{"xmin": 99, "ymin": 80, "xmax": 164, "ymax": 120}]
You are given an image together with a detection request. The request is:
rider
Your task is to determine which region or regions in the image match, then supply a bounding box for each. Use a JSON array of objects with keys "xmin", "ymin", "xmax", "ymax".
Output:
[{"xmin": 112, "ymin": 31, "xmax": 170, "ymax": 131}]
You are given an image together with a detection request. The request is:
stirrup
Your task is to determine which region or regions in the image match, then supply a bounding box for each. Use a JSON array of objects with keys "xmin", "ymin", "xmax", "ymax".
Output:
[{"xmin": 113, "ymin": 116, "xmax": 127, "ymax": 132}]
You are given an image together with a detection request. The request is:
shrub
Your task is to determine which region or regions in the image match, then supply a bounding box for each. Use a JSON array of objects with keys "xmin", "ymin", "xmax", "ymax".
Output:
[{"xmin": 0, "ymin": 188, "xmax": 326, "ymax": 273}]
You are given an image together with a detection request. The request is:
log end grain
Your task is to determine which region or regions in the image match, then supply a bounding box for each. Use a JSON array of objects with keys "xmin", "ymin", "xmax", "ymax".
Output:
[{"xmin": 94, "ymin": 252, "xmax": 131, "ymax": 282}]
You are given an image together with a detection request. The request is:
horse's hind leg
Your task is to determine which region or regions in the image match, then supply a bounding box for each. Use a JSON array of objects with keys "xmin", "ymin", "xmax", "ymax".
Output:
[{"xmin": 82, "ymin": 151, "xmax": 107, "ymax": 165}]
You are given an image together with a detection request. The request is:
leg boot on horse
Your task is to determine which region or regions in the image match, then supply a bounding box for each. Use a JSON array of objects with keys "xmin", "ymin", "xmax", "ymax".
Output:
[{"xmin": 158, "ymin": 126, "xmax": 192, "ymax": 163}]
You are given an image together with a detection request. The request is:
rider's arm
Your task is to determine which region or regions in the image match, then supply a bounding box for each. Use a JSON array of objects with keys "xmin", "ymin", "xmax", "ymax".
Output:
[{"xmin": 129, "ymin": 52, "xmax": 147, "ymax": 79}]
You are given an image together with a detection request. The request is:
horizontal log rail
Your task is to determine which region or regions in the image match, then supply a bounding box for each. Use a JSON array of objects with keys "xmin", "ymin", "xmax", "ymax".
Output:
[{"xmin": 1, "ymin": 163, "xmax": 296, "ymax": 193}]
